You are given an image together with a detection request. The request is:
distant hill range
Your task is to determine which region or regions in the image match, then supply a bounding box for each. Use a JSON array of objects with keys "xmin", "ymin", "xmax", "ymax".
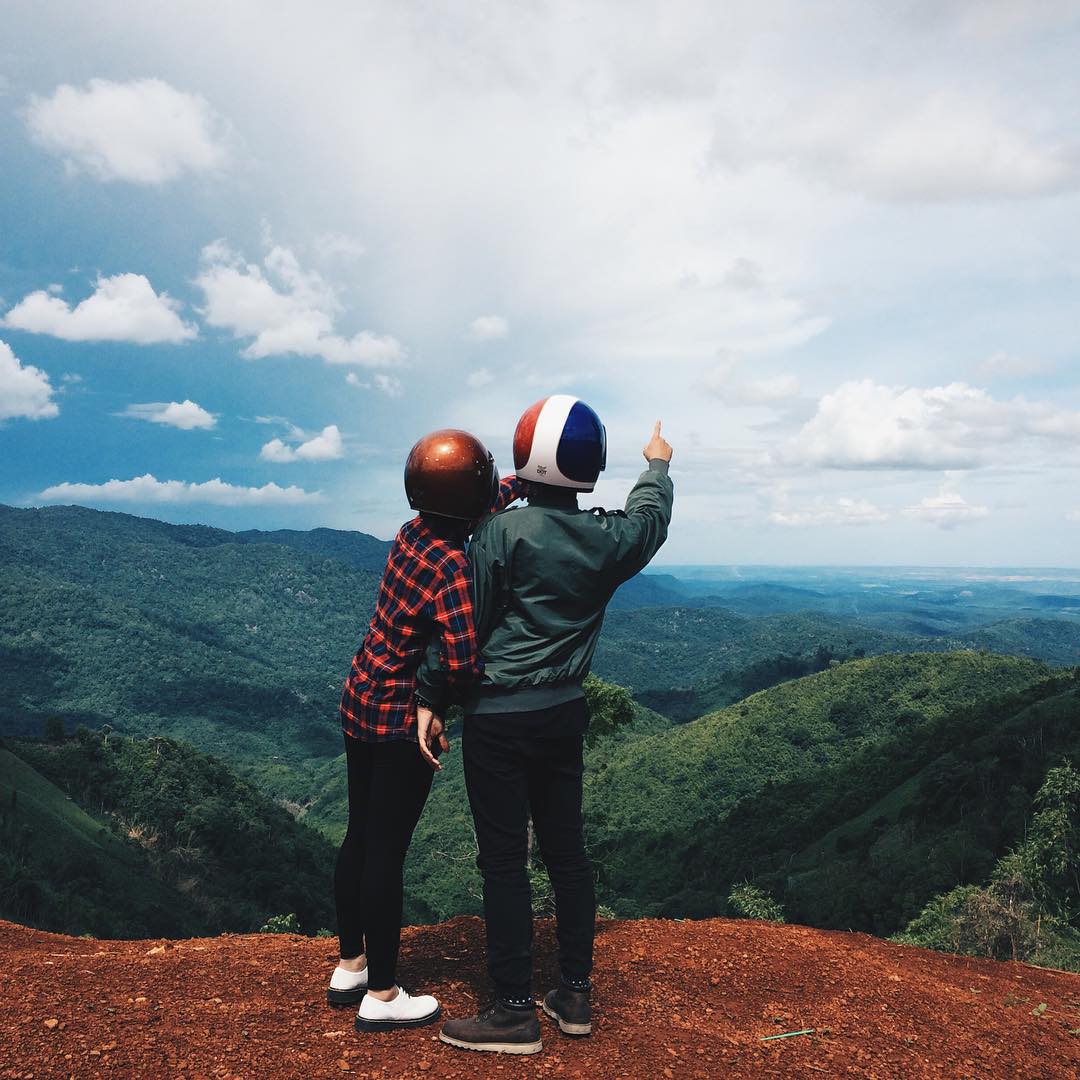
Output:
[
  {"xmin": 4, "ymin": 503, "xmax": 1078, "ymax": 751},
  {"xmin": 0, "ymin": 503, "xmax": 388, "ymax": 785}
]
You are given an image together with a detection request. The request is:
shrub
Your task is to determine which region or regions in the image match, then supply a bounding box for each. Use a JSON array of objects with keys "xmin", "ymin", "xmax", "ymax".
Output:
[
  {"xmin": 258, "ymin": 912, "xmax": 302, "ymax": 934},
  {"xmin": 727, "ymin": 882, "xmax": 785, "ymax": 923}
]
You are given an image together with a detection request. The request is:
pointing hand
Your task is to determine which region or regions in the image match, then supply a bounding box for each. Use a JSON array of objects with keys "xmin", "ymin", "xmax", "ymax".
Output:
[{"xmin": 643, "ymin": 420, "xmax": 673, "ymax": 464}]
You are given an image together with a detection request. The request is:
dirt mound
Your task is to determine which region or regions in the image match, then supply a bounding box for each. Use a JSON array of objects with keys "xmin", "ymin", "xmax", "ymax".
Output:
[{"xmin": 1, "ymin": 915, "xmax": 1077, "ymax": 1078}]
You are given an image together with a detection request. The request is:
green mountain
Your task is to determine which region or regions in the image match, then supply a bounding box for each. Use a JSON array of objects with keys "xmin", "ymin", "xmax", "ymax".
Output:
[
  {"xmin": 592, "ymin": 608, "xmax": 954, "ymax": 721},
  {"xmin": 0, "ymin": 732, "xmax": 337, "ymax": 939},
  {"xmin": 0, "ymin": 503, "xmax": 384, "ymax": 796},
  {"xmin": 235, "ymin": 525, "xmax": 390, "ymax": 572},
  {"xmin": 0, "ymin": 744, "xmax": 196, "ymax": 938},
  {"xmin": 676, "ymin": 671, "xmax": 1080, "ymax": 936},
  {"xmin": 322, "ymin": 652, "xmax": 1063, "ymax": 932},
  {"xmin": 894, "ymin": 759, "xmax": 1080, "ymax": 971},
  {"xmin": 4, "ymin": 502, "xmax": 1080, "ymax": 961},
  {"xmin": 582, "ymin": 652, "xmax": 1056, "ymax": 916}
]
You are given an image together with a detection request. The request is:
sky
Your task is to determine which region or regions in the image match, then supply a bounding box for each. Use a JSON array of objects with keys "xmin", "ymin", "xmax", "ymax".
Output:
[{"xmin": 1, "ymin": 0, "xmax": 1079, "ymax": 565}]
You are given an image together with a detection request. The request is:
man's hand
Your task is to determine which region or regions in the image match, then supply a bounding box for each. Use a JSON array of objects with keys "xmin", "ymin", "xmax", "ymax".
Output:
[
  {"xmin": 417, "ymin": 704, "xmax": 450, "ymax": 771},
  {"xmin": 643, "ymin": 420, "xmax": 673, "ymax": 463}
]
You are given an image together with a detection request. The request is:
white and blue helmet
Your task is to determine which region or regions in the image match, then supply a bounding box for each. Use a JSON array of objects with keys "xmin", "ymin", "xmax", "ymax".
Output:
[{"xmin": 513, "ymin": 394, "xmax": 607, "ymax": 491}]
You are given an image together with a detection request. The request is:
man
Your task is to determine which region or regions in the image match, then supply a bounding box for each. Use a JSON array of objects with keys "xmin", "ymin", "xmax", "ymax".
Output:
[{"xmin": 422, "ymin": 395, "xmax": 673, "ymax": 1055}]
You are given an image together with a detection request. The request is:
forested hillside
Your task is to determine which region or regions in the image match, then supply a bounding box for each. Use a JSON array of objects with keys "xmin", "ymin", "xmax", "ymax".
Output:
[
  {"xmin": 672, "ymin": 671, "xmax": 1080, "ymax": 934},
  {"xmin": 0, "ymin": 503, "xmax": 384, "ymax": 795},
  {"xmin": 5, "ymin": 504, "xmax": 1078, "ymax": 763},
  {"xmin": 0, "ymin": 732, "xmax": 336, "ymax": 938},
  {"xmin": 342, "ymin": 652, "xmax": 1075, "ymax": 947},
  {"xmin": 3, "ymin": 503, "xmax": 1079, "ymax": 969},
  {"xmin": 584, "ymin": 653, "xmax": 1053, "ymax": 915}
]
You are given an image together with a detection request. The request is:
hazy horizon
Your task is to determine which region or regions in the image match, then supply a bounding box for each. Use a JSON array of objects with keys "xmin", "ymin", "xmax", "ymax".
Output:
[{"xmin": 9, "ymin": 498, "xmax": 1080, "ymax": 577}]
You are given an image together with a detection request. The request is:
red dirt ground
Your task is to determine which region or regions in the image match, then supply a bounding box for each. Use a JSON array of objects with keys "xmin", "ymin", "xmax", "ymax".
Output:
[{"xmin": 1, "ymin": 915, "xmax": 1078, "ymax": 1079}]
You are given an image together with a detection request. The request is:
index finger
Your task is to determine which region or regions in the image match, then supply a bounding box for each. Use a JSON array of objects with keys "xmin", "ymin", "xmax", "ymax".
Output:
[{"xmin": 652, "ymin": 420, "xmax": 662, "ymax": 438}]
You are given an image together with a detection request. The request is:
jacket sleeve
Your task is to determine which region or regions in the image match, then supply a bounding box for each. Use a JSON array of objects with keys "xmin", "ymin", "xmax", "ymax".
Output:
[
  {"xmin": 413, "ymin": 559, "xmax": 484, "ymax": 713},
  {"xmin": 466, "ymin": 515, "xmax": 506, "ymax": 651},
  {"xmin": 599, "ymin": 460, "xmax": 674, "ymax": 585}
]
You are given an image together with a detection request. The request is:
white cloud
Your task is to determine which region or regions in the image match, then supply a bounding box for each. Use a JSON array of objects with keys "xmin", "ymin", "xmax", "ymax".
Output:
[
  {"xmin": 315, "ymin": 232, "xmax": 367, "ymax": 260},
  {"xmin": 976, "ymin": 351, "xmax": 1057, "ymax": 379},
  {"xmin": 24, "ymin": 78, "xmax": 228, "ymax": 184},
  {"xmin": 373, "ymin": 374, "xmax": 403, "ymax": 397},
  {"xmin": 700, "ymin": 353, "xmax": 800, "ymax": 406},
  {"xmin": 712, "ymin": 90, "xmax": 1080, "ymax": 202},
  {"xmin": 260, "ymin": 424, "xmax": 344, "ymax": 462},
  {"xmin": 904, "ymin": 481, "xmax": 989, "ymax": 530},
  {"xmin": 121, "ymin": 400, "xmax": 216, "ymax": 430},
  {"xmin": 1066, "ymin": 509, "xmax": 1080, "ymax": 523},
  {"xmin": 722, "ymin": 258, "xmax": 765, "ymax": 290},
  {"xmin": 38, "ymin": 474, "xmax": 320, "ymax": 505},
  {"xmin": 3, "ymin": 274, "xmax": 197, "ymax": 344},
  {"xmin": 467, "ymin": 368, "xmax": 495, "ymax": 389},
  {"xmin": 0, "ymin": 339, "xmax": 59, "ymax": 421},
  {"xmin": 259, "ymin": 439, "xmax": 295, "ymax": 463},
  {"xmin": 769, "ymin": 496, "xmax": 889, "ymax": 527},
  {"xmin": 466, "ymin": 315, "xmax": 509, "ymax": 342},
  {"xmin": 195, "ymin": 241, "xmax": 404, "ymax": 366},
  {"xmin": 784, "ymin": 380, "xmax": 1080, "ymax": 470},
  {"xmin": 344, "ymin": 372, "xmax": 404, "ymax": 396}
]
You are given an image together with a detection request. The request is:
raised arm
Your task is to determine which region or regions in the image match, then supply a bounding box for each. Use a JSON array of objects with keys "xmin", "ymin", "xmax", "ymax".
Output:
[
  {"xmin": 490, "ymin": 473, "xmax": 528, "ymax": 514},
  {"xmin": 598, "ymin": 421, "xmax": 675, "ymax": 584}
]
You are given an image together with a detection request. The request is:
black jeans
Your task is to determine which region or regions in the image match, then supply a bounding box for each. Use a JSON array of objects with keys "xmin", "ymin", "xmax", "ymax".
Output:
[
  {"xmin": 462, "ymin": 701, "xmax": 595, "ymax": 1000},
  {"xmin": 334, "ymin": 734, "xmax": 433, "ymax": 990}
]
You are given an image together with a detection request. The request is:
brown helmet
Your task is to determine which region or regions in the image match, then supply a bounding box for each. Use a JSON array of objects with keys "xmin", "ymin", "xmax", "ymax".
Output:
[{"xmin": 404, "ymin": 428, "xmax": 498, "ymax": 520}]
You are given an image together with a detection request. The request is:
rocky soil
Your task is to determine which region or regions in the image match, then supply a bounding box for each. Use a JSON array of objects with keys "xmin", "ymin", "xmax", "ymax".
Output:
[{"xmin": 2, "ymin": 915, "xmax": 1079, "ymax": 1078}]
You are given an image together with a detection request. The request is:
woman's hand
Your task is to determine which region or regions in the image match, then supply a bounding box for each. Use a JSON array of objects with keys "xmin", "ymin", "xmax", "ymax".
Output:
[{"xmin": 417, "ymin": 704, "xmax": 450, "ymax": 771}]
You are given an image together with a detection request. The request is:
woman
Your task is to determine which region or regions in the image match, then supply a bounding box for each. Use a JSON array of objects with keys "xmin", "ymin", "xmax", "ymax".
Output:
[{"xmin": 327, "ymin": 428, "xmax": 524, "ymax": 1032}]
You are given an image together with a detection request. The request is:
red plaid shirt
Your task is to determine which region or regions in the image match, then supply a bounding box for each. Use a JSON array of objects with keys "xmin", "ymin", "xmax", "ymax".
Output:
[{"xmin": 340, "ymin": 476, "xmax": 526, "ymax": 742}]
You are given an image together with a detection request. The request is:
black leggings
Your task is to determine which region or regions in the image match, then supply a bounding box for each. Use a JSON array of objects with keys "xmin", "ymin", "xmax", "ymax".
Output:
[{"xmin": 334, "ymin": 734, "xmax": 434, "ymax": 990}]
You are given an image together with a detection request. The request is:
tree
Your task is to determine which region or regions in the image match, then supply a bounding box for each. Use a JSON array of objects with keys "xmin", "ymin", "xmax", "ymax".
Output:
[
  {"xmin": 896, "ymin": 761, "xmax": 1080, "ymax": 969},
  {"xmin": 583, "ymin": 674, "xmax": 635, "ymax": 745},
  {"xmin": 1027, "ymin": 761, "xmax": 1080, "ymax": 918}
]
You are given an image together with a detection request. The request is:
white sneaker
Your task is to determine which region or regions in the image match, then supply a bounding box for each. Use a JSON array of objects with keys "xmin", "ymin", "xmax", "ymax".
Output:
[
  {"xmin": 327, "ymin": 964, "xmax": 369, "ymax": 1007},
  {"xmin": 355, "ymin": 987, "xmax": 441, "ymax": 1032}
]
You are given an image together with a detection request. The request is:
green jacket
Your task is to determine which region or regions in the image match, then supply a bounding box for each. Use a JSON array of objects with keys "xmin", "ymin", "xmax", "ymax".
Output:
[{"xmin": 461, "ymin": 460, "xmax": 673, "ymax": 713}]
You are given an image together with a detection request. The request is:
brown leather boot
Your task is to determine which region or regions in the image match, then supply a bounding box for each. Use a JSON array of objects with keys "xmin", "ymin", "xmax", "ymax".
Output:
[
  {"xmin": 542, "ymin": 986, "xmax": 592, "ymax": 1036},
  {"xmin": 439, "ymin": 1001, "xmax": 543, "ymax": 1055}
]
